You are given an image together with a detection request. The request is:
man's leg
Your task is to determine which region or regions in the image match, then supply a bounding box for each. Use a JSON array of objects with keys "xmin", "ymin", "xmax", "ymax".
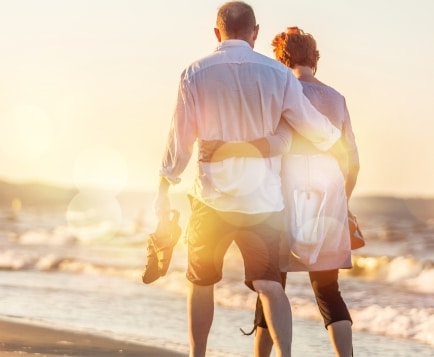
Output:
[
  {"xmin": 253, "ymin": 280, "xmax": 292, "ymax": 357},
  {"xmin": 253, "ymin": 272, "xmax": 287, "ymax": 357},
  {"xmin": 187, "ymin": 282, "xmax": 214, "ymax": 357},
  {"xmin": 254, "ymin": 326, "xmax": 273, "ymax": 357},
  {"xmin": 186, "ymin": 198, "xmax": 235, "ymax": 356}
]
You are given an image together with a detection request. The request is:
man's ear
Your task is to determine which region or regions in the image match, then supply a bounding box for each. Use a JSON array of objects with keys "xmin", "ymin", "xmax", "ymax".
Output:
[
  {"xmin": 253, "ymin": 24, "xmax": 259, "ymax": 41},
  {"xmin": 214, "ymin": 27, "xmax": 222, "ymax": 42}
]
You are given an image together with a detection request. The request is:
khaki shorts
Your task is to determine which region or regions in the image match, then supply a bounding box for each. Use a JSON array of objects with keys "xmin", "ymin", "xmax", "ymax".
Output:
[{"xmin": 186, "ymin": 197, "xmax": 283, "ymax": 290}]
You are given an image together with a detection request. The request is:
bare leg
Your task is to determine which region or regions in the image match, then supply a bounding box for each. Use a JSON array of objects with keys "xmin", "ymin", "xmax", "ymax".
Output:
[
  {"xmin": 253, "ymin": 280, "xmax": 292, "ymax": 357},
  {"xmin": 327, "ymin": 320, "xmax": 353, "ymax": 357},
  {"xmin": 187, "ymin": 282, "xmax": 214, "ymax": 357},
  {"xmin": 254, "ymin": 326, "xmax": 273, "ymax": 357}
]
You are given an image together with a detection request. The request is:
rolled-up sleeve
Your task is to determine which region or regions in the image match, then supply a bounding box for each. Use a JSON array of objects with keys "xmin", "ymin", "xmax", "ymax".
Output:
[
  {"xmin": 266, "ymin": 120, "xmax": 293, "ymax": 156},
  {"xmin": 159, "ymin": 72, "xmax": 197, "ymax": 184},
  {"xmin": 281, "ymin": 72, "xmax": 341, "ymax": 151}
]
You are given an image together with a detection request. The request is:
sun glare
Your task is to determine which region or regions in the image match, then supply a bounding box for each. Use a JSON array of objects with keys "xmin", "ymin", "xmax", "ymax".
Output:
[
  {"xmin": 73, "ymin": 146, "xmax": 129, "ymax": 193},
  {"xmin": 68, "ymin": 146, "xmax": 129, "ymax": 240},
  {"xmin": 0, "ymin": 105, "xmax": 53, "ymax": 161}
]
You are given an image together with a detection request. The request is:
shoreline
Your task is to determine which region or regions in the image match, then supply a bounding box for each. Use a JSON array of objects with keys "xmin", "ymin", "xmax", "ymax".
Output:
[
  {"xmin": 0, "ymin": 316, "xmax": 187, "ymax": 357},
  {"xmin": 1, "ymin": 313, "xmax": 433, "ymax": 356}
]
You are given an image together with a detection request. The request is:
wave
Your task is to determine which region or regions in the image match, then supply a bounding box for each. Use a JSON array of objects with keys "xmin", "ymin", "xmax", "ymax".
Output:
[
  {"xmin": 351, "ymin": 304, "xmax": 434, "ymax": 347},
  {"xmin": 2, "ymin": 226, "xmax": 433, "ymax": 294},
  {"xmin": 346, "ymin": 255, "xmax": 434, "ymax": 293}
]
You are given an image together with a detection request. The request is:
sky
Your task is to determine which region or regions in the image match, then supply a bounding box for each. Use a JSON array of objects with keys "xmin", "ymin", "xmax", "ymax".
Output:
[{"xmin": 1, "ymin": 0, "xmax": 433, "ymax": 198}]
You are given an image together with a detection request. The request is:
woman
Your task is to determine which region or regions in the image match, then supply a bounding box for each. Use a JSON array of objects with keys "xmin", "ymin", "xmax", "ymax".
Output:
[{"xmin": 200, "ymin": 27, "xmax": 359, "ymax": 357}]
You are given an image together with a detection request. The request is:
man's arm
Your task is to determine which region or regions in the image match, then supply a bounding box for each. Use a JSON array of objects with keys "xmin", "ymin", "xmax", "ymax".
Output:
[
  {"xmin": 154, "ymin": 176, "xmax": 171, "ymax": 215},
  {"xmin": 198, "ymin": 120, "xmax": 292, "ymax": 162},
  {"xmin": 281, "ymin": 71, "xmax": 341, "ymax": 151},
  {"xmin": 154, "ymin": 71, "xmax": 196, "ymax": 228},
  {"xmin": 153, "ymin": 176, "xmax": 172, "ymax": 235}
]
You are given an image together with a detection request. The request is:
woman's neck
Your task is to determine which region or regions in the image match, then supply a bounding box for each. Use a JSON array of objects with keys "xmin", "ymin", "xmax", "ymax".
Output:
[{"xmin": 292, "ymin": 65, "xmax": 323, "ymax": 85}]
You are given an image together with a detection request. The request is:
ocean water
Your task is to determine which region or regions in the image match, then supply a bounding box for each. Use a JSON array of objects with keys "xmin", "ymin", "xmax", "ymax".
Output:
[{"xmin": 0, "ymin": 190, "xmax": 433, "ymax": 356}]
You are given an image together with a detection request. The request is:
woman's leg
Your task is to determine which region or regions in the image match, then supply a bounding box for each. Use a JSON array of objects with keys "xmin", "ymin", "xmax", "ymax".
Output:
[
  {"xmin": 327, "ymin": 320, "xmax": 353, "ymax": 357},
  {"xmin": 309, "ymin": 270, "xmax": 353, "ymax": 357}
]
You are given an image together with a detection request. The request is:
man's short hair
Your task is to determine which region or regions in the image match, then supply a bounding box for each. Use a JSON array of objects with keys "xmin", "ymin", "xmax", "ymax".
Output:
[{"xmin": 216, "ymin": 1, "xmax": 256, "ymax": 39}]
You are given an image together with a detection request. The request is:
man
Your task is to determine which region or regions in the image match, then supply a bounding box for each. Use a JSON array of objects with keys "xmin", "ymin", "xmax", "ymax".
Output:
[{"xmin": 153, "ymin": 2, "xmax": 340, "ymax": 356}]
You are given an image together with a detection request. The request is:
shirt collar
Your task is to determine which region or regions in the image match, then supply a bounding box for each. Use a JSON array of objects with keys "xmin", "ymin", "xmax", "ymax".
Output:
[{"xmin": 216, "ymin": 39, "xmax": 252, "ymax": 51}]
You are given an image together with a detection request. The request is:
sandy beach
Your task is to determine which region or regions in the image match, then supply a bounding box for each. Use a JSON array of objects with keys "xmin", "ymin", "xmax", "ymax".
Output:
[{"xmin": 0, "ymin": 317, "xmax": 187, "ymax": 357}]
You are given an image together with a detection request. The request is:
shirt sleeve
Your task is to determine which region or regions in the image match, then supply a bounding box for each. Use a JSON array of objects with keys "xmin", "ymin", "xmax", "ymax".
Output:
[
  {"xmin": 266, "ymin": 120, "xmax": 293, "ymax": 156},
  {"xmin": 281, "ymin": 71, "xmax": 341, "ymax": 151},
  {"xmin": 159, "ymin": 71, "xmax": 197, "ymax": 184},
  {"xmin": 341, "ymin": 98, "xmax": 360, "ymax": 170}
]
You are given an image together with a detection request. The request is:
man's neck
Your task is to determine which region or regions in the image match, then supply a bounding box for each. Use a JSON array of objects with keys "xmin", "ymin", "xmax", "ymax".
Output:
[{"xmin": 220, "ymin": 37, "xmax": 254, "ymax": 48}]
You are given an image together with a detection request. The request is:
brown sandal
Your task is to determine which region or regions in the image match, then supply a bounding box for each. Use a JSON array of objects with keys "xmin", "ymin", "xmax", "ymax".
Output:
[{"xmin": 142, "ymin": 210, "xmax": 182, "ymax": 284}]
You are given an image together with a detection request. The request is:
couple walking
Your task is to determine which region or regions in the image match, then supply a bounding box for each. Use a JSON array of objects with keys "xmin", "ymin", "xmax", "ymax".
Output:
[{"xmin": 151, "ymin": 1, "xmax": 359, "ymax": 356}]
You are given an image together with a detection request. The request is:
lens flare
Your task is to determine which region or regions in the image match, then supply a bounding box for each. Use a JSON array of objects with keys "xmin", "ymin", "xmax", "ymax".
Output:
[{"xmin": 66, "ymin": 191, "xmax": 122, "ymax": 241}]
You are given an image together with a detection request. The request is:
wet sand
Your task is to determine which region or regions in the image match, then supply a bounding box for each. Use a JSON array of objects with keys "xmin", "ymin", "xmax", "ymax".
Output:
[
  {"xmin": 0, "ymin": 317, "xmax": 187, "ymax": 357},
  {"xmin": 2, "ymin": 315, "xmax": 433, "ymax": 357}
]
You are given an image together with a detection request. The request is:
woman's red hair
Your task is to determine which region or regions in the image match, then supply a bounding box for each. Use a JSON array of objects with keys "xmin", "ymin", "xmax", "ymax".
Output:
[{"xmin": 271, "ymin": 26, "xmax": 320, "ymax": 74}]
